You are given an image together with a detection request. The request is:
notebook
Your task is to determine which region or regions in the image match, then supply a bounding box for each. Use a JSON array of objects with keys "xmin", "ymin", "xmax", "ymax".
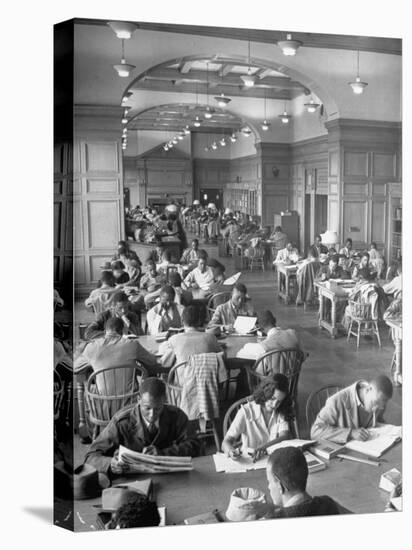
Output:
[
  {"xmin": 345, "ymin": 424, "xmax": 402, "ymax": 458},
  {"xmin": 233, "ymin": 315, "xmax": 257, "ymax": 335},
  {"xmin": 304, "ymin": 451, "xmax": 327, "ymax": 473},
  {"xmin": 311, "ymin": 440, "xmax": 345, "ymax": 461}
]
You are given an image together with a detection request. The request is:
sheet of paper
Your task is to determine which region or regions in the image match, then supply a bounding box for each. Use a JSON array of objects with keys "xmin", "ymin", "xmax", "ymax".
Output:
[
  {"xmin": 212, "ymin": 452, "xmax": 267, "ymax": 473},
  {"xmin": 345, "ymin": 424, "xmax": 402, "ymax": 458},
  {"xmin": 236, "ymin": 342, "xmax": 264, "ymax": 360},
  {"xmin": 233, "ymin": 316, "xmax": 257, "ymax": 335},
  {"xmin": 223, "ymin": 272, "xmax": 241, "ymax": 286}
]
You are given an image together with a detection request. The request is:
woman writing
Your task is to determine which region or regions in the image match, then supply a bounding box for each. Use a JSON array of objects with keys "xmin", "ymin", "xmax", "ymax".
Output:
[{"xmin": 222, "ymin": 374, "xmax": 294, "ymax": 462}]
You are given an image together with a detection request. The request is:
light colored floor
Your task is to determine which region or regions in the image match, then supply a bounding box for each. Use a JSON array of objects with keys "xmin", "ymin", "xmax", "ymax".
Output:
[{"xmin": 72, "ymin": 234, "xmax": 402, "ymax": 463}]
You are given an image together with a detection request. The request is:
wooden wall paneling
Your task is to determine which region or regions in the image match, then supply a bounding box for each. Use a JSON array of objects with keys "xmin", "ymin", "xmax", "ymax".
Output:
[
  {"xmin": 343, "ymin": 151, "xmax": 369, "ymax": 177},
  {"xmin": 342, "ymin": 199, "xmax": 368, "ymax": 245},
  {"xmin": 372, "ymin": 152, "xmax": 397, "ymax": 179},
  {"xmin": 370, "ymin": 199, "xmax": 386, "ymax": 248}
]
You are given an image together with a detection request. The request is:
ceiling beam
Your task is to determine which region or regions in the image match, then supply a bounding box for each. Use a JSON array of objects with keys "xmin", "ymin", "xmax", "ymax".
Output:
[
  {"xmin": 179, "ymin": 60, "xmax": 194, "ymax": 74},
  {"xmin": 219, "ymin": 64, "xmax": 235, "ymax": 76},
  {"xmin": 75, "ymin": 19, "xmax": 402, "ymax": 55},
  {"xmin": 256, "ymin": 68, "xmax": 273, "ymax": 80}
]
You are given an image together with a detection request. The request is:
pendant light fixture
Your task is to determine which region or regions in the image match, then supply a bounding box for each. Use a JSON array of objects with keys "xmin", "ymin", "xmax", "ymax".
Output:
[
  {"xmin": 279, "ymin": 101, "xmax": 292, "ymax": 124},
  {"xmin": 114, "ymin": 39, "xmax": 136, "ymax": 78},
  {"xmin": 183, "ymin": 126, "xmax": 190, "ymax": 135},
  {"xmin": 121, "ymin": 91, "xmax": 133, "ymax": 104},
  {"xmin": 277, "ymin": 33, "xmax": 303, "ymax": 56},
  {"xmin": 211, "ymin": 141, "xmax": 218, "ymax": 150},
  {"xmin": 240, "ymin": 40, "xmax": 256, "ymax": 87},
  {"xmin": 304, "ymin": 97, "xmax": 320, "ymax": 113},
  {"xmin": 349, "ymin": 51, "xmax": 368, "ymax": 94},
  {"xmin": 241, "ymin": 125, "xmax": 252, "ymax": 137},
  {"xmin": 230, "ymin": 132, "xmax": 237, "ymax": 143},
  {"xmin": 107, "ymin": 21, "xmax": 138, "ymax": 40},
  {"xmin": 214, "ymin": 70, "xmax": 231, "ymax": 107},
  {"xmin": 261, "ymin": 90, "xmax": 271, "ymax": 131},
  {"xmin": 193, "ymin": 86, "xmax": 203, "ymax": 127}
]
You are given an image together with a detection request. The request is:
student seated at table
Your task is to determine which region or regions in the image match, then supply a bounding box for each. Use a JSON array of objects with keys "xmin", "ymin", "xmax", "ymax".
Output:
[
  {"xmin": 316, "ymin": 254, "xmax": 348, "ymax": 281},
  {"xmin": 259, "ymin": 310, "xmax": 301, "ymax": 353},
  {"xmin": 85, "ymin": 271, "xmax": 118, "ymax": 312},
  {"xmin": 85, "ymin": 291, "xmax": 142, "ymax": 341},
  {"xmin": 352, "ymin": 252, "xmax": 377, "ymax": 282},
  {"xmin": 183, "ymin": 252, "xmax": 215, "ymax": 300},
  {"xmin": 339, "ymin": 237, "xmax": 355, "ymax": 261},
  {"xmin": 180, "ymin": 238, "xmax": 200, "ymax": 268},
  {"xmin": 266, "ymin": 447, "xmax": 340, "ymax": 518},
  {"xmin": 85, "ymin": 377, "xmax": 202, "ymax": 476},
  {"xmin": 168, "ymin": 272, "xmax": 192, "ymax": 307},
  {"xmin": 112, "ymin": 261, "xmax": 130, "ymax": 285},
  {"xmin": 310, "ymin": 375, "xmax": 393, "ymax": 444},
  {"xmin": 75, "ymin": 317, "xmax": 160, "ymax": 381},
  {"xmin": 123, "ymin": 258, "xmax": 142, "ymax": 288},
  {"xmin": 158, "ymin": 305, "xmax": 221, "ymax": 368},
  {"xmin": 112, "ymin": 240, "xmax": 141, "ymax": 266},
  {"xmin": 207, "ymin": 283, "xmax": 256, "ymax": 335},
  {"xmin": 106, "ymin": 493, "xmax": 160, "ymax": 529},
  {"xmin": 273, "ymin": 242, "xmax": 299, "ymax": 265},
  {"xmin": 269, "ymin": 226, "xmax": 288, "ymax": 251},
  {"xmin": 133, "ymin": 259, "xmax": 166, "ymax": 309},
  {"xmin": 208, "ymin": 258, "xmax": 226, "ymax": 293},
  {"xmin": 222, "ymin": 375, "xmax": 293, "ymax": 461},
  {"xmin": 368, "ymin": 242, "xmax": 385, "ymax": 279},
  {"xmin": 146, "ymin": 285, "xmax": 185, "ymax": 336},
  {"xmin": 312, "ymin": 235, "xmax": 328, "ymax": 257}
]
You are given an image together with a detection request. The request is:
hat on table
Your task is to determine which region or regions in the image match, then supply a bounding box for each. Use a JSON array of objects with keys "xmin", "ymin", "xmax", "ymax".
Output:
[
  {"xmin": 225, "ymin": 487, "xmax": 268, "ymax": 522},
  {"xmin": 93, "ymin": 480, "xmax": 154, "ymax": 512},
  {"xmin": 54, "ymin": 462, "xmax": 110, "ymax": 501}
]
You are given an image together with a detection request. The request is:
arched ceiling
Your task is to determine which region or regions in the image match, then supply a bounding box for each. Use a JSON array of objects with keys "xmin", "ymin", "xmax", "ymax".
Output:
[{"xmin": 74, "ymin": 19, "xmax": 401, "ymax": 147}]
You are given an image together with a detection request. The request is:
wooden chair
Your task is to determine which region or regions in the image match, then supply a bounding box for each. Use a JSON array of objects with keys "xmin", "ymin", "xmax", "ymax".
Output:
[
  {"xmin": 85, "ymin": 363, "xmax": 148, "ymax": 440},
  {"xmin": 206, "ymin": 290, "xmax": 232, "ymax": 320},
  {"xmin": 346, "ymin": 300, "xmax": 381, "ymax": 348},
  {"xmin": 247, "ymin": 246, "xmax": 265, "ymax": 272},
  {"xmin": 166, "ymin": 358, "xmax": 223, "ymax": 451},
  {"xmin": 245, "ymin": 348, "xmax": 307, "ymax": 437},
  {"xmin": 305, "ymin": 385, "xmax": 343, "ymax": 434}
]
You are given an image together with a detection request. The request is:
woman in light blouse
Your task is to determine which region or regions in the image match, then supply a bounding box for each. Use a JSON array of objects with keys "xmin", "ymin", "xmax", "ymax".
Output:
[{"xmin": 222, "ymin": 374, "xmax": 294, "ymax": 461}]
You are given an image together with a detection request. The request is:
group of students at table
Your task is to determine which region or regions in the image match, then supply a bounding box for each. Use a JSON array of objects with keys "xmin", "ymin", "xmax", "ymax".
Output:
[{"xmin": 74, "ymin": 371, "xmax": 396, "ymax": 529}]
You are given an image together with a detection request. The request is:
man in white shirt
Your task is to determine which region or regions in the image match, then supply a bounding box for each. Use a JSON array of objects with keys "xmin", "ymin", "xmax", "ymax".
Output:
[
  {"xmin": 274, "ymin": 242, "xmax": 300, "ymax": 265},
  {"xmin": 183, "ymin": 253, "xmax": 214, "ymax": 299},
  {"xmin": 146, "ymin": 285, "xmax": 185, "ymax": 335}
]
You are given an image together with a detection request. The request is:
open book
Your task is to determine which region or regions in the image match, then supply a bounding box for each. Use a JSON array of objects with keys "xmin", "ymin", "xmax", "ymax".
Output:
[
  {"xmin": 118, "ymin": 445, "xmax": 193, "ymax": 474},
  {"xmin": 345, "ymin": 424, "xmax": 402, "ymax": 458},
  {"xmin": 233, "ymin": 315, "xmax": 257, "ymax": 335},
  {"xmin": 223, "ymin": 272, "xmax": 241, "ymax": 286}
]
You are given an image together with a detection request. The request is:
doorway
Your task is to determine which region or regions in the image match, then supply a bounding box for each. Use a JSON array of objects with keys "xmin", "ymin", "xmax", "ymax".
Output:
[
  {"xmin": 315, "ymin": 195, "xmax": 328, "ymax": 237},
  {"xmin": 199, "ymin": 188, "xmax": 223, "ymax": 210}
]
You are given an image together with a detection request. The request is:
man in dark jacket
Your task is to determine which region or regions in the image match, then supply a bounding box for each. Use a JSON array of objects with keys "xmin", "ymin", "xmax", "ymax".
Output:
[
  {"xmin": 85, "ymin": 377, "xmax": 202, "ymax": 476},
  {"xmin": 84, "ymin": 291, "xmax": 141, "ymax": 340},
  {"xmin": 266, "ymin": 447, "xmax": 341, "ymax": 518}
]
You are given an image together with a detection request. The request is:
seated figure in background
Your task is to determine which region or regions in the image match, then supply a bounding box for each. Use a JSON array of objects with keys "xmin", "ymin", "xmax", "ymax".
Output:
[
  {"xmin": 84, "ymin": 377, "xmax": 201, "ymax": 476},
  {"xmin": 158, "ymin": 305, "xmax": 221, "ymax": 368},
  {"xmin": 146, "ymin": 285, "xmax": 185, "ymax": 336},
  {"xmin": 269, "ymin": 226, "xmax": 288, "ymax": 251},
  {"xmin": 207, "ymin": 283, "xmax": 255, "ymax": 334},
  {"xmin": 368, "ymin": 242, "xmax": 385, "ymax": 279},
  {"xmin": 112, "ymin": 240, "xmax": 141, "ymax": 266},
  {"xmin": 383, "ymin": 263, "xmax": 402, "ymax": 297},
  {"xmin": 85, "ymin": 271, "xmax": 118, "ymax": 313},
  {"xmin": 352, "ymin": 252, "xmax": 377, "ymax": 282},
  {"xmin": 168, "ymin": 272, "xmax": 192, "ymax": 307},
  {"xmin": 312, "ymin": 235, "xmax": 328, "ymax": 257},
  {"xmin": 85, "ymin": 291, "xmax": 142, "ymax": 340},
  {"xmin": 310, "ymin": 375, "xmax": 393, "ymax": 444},
  {"xmin": 295, "ymin": 247, "xmax": 321, "ymax": 305},
  {"xmin": 222, "ymin": 375, "xmax": 293, "ymax": 461},
  {"xmin": 112, "ymin": 261, "xmax": 130, "ymax": 285},
  {"xmin": 259, "ymin": 310, "xmax": 301, "ymax": 353},
  {"xmin": 135, "ymin": 260, "xmax": 166, "ymax": 309},
  {"xmin": 317, "ymin": 254, "xmax": 348, "ymax": 281},
  {"xmin": 180, "ymin": 238, "xmax": 200, "ymax": 269},
  {"xmin": 183, "ymin": 252, "xmax": 215, "ymax": 300},
  {"xmin": 274, "ymin": 242, "xmax": 299, "ymax": 265},
  {"xmin": 266, "ymin": 447, "xmax": 340, "ymax": 518}
]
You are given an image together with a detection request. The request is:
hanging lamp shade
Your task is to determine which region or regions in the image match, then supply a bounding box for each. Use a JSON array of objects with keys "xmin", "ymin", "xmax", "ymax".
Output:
[
  {"xmin": 214, "ymin": 93, "xmax": 231, "ymax": 107},
  {"xmin": 277, "ymin": 33, "xmax": 303, "ymax": 56},
  {"xmin": 241, "ymin": 126, "xmax": 252, "ymax": 137},
  {"xmin": 107, "ymin": 21, "xmax": 138, "ymax": 40},
  {"xmin": 321, "ymin": 230, "xmax": 339, "ymax": 246},
  {"xmin": 349, "ymin": 76, "xmax": 368, "ymax": 94},
  {"xmin": 114, "ymin": 59, "xmax": 136, "ymax": 78},
  {"xmin": 240, "ymin": 71, "xmax": 256, "ymax": 87},
  {"xmin": 261, "ymin": 120, "xmax": 270, "ymax": 131},
  {"xmin": 279, "ymin": 111, "xmax": 291, "ymax": 124},
  {"xmin": 230, "ymin": 133, "xmax": 237, "ymax": 143},
  {"xmin": 304, "ymin": 99, "xmax": 320, "ymax": 113}
]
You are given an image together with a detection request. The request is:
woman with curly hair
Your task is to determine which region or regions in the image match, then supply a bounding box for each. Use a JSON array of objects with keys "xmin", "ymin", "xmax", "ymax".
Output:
[{"xmin": 222, "ymin": 374, "xmax": 294, "ymax": 462}]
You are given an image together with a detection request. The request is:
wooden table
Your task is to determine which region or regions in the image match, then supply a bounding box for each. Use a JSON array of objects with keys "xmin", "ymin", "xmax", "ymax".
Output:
[
  {"xmin": 385, "ymin": 318, "xmax": 402, "ymax": 386},
  {"xmin": 69, "ymin": 443, "xmax": 401, "ymax": 531},
  {"xmin": 276, "ymin": 263, "xmax": 297, "ymax": 304},
  {"xmin": 315, "ymin": 281, "xmax": 354, "ymax": 338}
]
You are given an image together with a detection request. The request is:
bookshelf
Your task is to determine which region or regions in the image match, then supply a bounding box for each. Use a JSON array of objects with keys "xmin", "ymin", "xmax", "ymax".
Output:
[{"xmin": 392, "ymin": 207, "xmax": 402, "ymax": 262}]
